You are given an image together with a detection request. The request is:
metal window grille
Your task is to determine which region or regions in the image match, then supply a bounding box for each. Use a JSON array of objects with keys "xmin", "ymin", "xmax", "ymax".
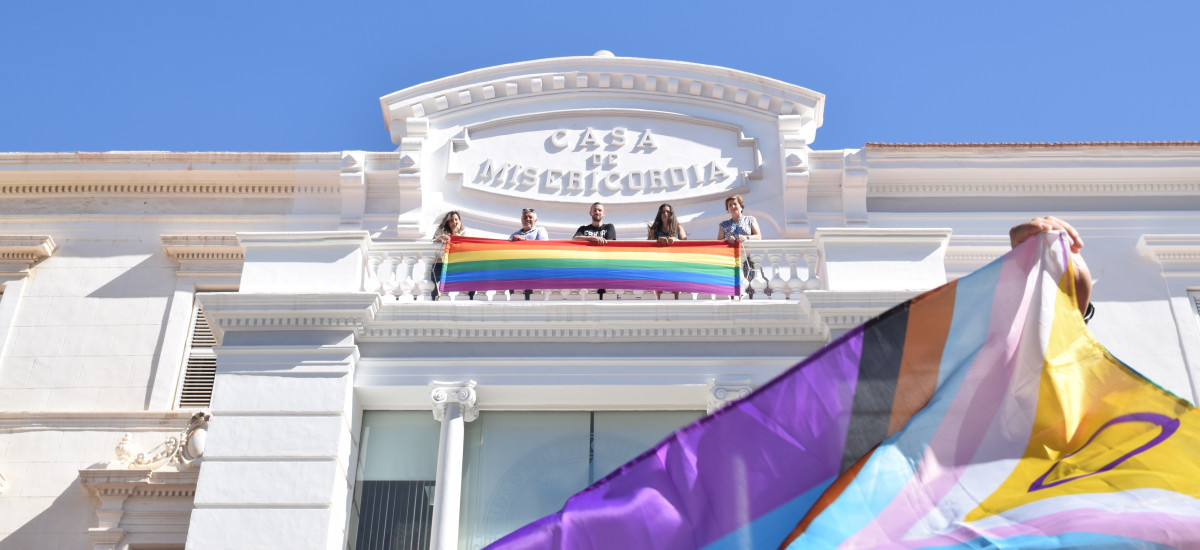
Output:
[{"xmin": 353, "ymin": 480, "xmax": 436, "ymax": 550}]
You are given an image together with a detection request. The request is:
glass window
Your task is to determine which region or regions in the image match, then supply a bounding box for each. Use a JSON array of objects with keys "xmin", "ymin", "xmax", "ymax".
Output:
[
  {"xmin": 351, "ymin": 411, "xmax": 440, "ymax": 550},
  {"xmin": 458, "ymin": 411, "xmax": 703, "ymax": 550}
]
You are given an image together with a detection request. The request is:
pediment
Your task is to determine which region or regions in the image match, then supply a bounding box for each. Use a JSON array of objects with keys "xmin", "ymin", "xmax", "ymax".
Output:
[{"xmin": 380, "ymin": 53, "xmax": 825, "ymax": 143}]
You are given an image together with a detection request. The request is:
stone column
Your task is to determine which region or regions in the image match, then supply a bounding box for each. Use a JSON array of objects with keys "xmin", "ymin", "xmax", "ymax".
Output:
[{"xmin": 429, "ymin": 381, "xmax": 478, "ymax": 550}]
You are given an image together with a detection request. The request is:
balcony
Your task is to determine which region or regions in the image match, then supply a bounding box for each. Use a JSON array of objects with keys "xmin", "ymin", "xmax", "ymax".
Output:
[
  {"xmin": 188, "ymin": 228, "xmax": 1000, "ymax": 352},
  {"xmin": 365, "ymin": 240, "xmax": 824, "ymax": 302}
]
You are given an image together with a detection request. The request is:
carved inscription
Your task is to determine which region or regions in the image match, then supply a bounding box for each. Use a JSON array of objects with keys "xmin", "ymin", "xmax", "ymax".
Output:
[{"xmin": 472, "ymin": 127, "xmax": 736, "ymax": 196}]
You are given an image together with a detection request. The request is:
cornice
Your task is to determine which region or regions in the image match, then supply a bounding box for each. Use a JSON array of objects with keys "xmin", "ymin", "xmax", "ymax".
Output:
[
  {"xmin": 814, "ymin": 228, "xmax": 952, "ymax": 247},
  {"xmin": 196, "ymin": 292, "xmax": 382, "ymax": 343},
  {"xmin": 805, "ymin": 290, "xmax": 923, "ymax": 329},
  {"xmin": 237, "ymin": 231, "xmax": 371, "ymax": 249},
  {"xmin": 79, "ymin": 469, "xmax": 198, "ymax": 498},
  {"xmin": 868, "ymin": 180, "xmax": 1200, "ymax": 198},
  {"xmin": 1138, "ymin": 235, "xmax": 1200, "ymax": 269},
  {"xmin": 0, "ymin": 410, "xmax": 198, "ymax": 432},
  {"xmin": 0, "ymin": 235, "xmax": 55, "ymax": 276},
  {"xmin": 0, "ymin": 152, "xmax": 403, "ymax": 198},
  {"xmin": 865, "ymin": 141, "xmax": 1200, "ymax": 149},
  {"xmin": 162, "ymin": 235, "xmax": 244, "ymax": 277},
  {"xmin": 381, "ymin": 54, "xmax": 825, "ymax": 141},
  {"xmin": 362, "ymin": 300, "xmax": 828, "ymax": 343},
  {"xmin": 0, "ymin": 181, "xmax": 340, "ymax": 197},
  {"xmin": 944, "ymin": 235, "xmax": 1009, "ymax": 272}
]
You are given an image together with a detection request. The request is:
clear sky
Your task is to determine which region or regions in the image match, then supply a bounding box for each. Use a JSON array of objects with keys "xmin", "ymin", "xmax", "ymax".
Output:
[{"xmin": 3, "ymin": 1, "xmax": 1197, "ymax": 153}]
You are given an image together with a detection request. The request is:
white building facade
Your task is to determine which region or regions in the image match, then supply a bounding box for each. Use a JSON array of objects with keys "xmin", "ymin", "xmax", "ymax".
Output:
[{"xmin": 2, "ymin": 52, "xmax": 1200, "ymax": 549}]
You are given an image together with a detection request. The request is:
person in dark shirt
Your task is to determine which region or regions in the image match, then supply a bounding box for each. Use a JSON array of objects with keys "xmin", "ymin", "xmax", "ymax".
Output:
[
  {"xmin": 574, "ymin": 202, "xmax": 617, "ymax": 299},
  {"xmin": 573, "ymin": 202, "xmax": 616, "ymax": 245}
]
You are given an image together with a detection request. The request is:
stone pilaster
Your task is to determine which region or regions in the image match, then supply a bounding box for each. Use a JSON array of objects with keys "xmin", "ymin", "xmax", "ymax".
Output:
[{"xmin": 186, "ymin": 292, "xmax": 378, "ymax": 550}]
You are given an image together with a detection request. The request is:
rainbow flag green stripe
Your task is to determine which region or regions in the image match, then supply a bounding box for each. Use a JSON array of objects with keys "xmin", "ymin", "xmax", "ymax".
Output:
[{"xmin": 440, "ymin": 236, "xmax": 742, "ymax": 295}]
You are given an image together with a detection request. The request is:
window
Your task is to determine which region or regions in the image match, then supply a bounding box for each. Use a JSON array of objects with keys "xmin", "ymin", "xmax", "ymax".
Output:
[
  {"xmin": 176, "ymin": 300, "xmax": 216, "ymax": 408},
  {"xmin": 350, "ymin": 411, "xmax": 441, "ymax": 550},
  {"xmin": 350, "ymin": 410, "xmax": 704, "ymax": 550},
  {"xmin": 458, "ymin": 411, "xmax": 703, "ymax": 549}
]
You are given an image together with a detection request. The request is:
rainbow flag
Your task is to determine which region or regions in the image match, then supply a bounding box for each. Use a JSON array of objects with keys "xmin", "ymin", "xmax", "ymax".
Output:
[
  {"xmin": 438, "ymin": 236, "xmax": 742, "ymax": 296},
  {"xmin": 485, "ymin": 232, "xmax": 1200, "ymax": 549}
]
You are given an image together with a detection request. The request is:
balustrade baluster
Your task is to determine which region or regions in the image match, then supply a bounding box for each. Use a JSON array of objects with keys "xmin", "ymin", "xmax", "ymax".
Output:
[
  {"xmin": 397, "ymin": 255, "xmax": 417, "ymax": 300},
  {"xmin": 414, "ymin": 253, "xmax": 433, "ymax": 301},
  {"xmin": 785, "ymin": 252, "xmax": 804, "ymax": 299},
  {"xmin": 366, "ymin": 255, "xmax": 383, "ymax": 295},
  {"xmin": 382, "ymin": 255, "xmax": 402, "ymax": 300},
  {"xmin": 803, "ymin": 250, "xmax": 822, "ymax": 290},
  {"xmin": 767, "ymin": 252, "xmax": 787, "ymax": 300},
  {"xmin": 748, "ymin": 249, "xmax": 768, "ymax": 299}
]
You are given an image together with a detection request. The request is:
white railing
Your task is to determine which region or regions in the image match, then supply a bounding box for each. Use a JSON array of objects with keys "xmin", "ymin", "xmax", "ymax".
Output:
[{"xmin": 364, "ymin": 240, "xmax": 823, "ymax": 301}]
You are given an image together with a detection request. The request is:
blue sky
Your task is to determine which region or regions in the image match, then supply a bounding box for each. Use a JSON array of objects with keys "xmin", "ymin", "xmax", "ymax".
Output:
[{"xmin": 3, "ymin": 1, "xmax": 1197, "ymax": 153}]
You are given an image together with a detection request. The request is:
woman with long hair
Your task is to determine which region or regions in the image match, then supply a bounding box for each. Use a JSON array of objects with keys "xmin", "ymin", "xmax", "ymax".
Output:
[
  {"xmin": 647, "ymin": 203, "xmax": 687, "ymax": 245},
  {"xmin": 647, "ymin": 203, "xmax": 687, "ymax": 299},
  {"xmin": 432, "ymin": 211, "xmax": 472, "ymax": 300}
]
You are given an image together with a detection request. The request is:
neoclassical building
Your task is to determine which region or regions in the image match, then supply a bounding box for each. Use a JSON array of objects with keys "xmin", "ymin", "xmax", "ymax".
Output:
[{"xmin": 2, "ymin": 52, "xmax": 1199, "ymax": 550}]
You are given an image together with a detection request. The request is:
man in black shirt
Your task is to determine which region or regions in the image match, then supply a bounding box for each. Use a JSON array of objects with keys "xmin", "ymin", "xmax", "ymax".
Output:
[
  {"xmin": 574, "ymin": 202, "xmax": 617, "ymax": 299},
  {"xmin": 573, "ymin": 202, "xmax": 616, "ymax": 245}
]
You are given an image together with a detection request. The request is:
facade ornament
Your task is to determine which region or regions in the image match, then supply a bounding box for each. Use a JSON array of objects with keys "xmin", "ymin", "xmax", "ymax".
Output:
[
  {"xmin": 0, "ymin": 235, "xmax": 56, "ymax": 277},
  {"xmin": 431, "ymin": 381, "xmax": 478, "ymax": 422},
  {"xmin": 707, "ymin": 379, "xmax": 755, "ymax": 414},
  {"xmin": 113, "ymin": 411, "xmax": 210, "ymax": 470}
]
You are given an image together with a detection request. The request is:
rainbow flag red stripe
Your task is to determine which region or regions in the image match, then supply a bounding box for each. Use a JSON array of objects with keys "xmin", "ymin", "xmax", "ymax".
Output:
[{"xmin": 439, "ymin": 236, "xmax": 742, "ymax": 296}]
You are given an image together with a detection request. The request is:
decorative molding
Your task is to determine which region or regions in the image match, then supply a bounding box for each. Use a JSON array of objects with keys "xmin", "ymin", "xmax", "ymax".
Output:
[
  {"xmin": 431, "ymin": 381, "xmax": 479, "ymax": 422},
  {"xmin": 707, "ymin": 380, "xmax": 754, "ymax": 413},
  {"xmin": 196, "ymin": 292, "xmax": 381, "ymax": 343},
  {"xmin": 79, "ymin": 469, "xmax": 200, "ymax": 496},
  {"xmin": 945, "ymin": 235, "xmax": 1010, "ymax": 278},
  {"xmin": 869, "ymin": 181, "xmax": 1200, "ymax": 197},
  {"xmin": 805, "ymin": 290, "xmax": 923, "ymax": 330},
  {"xmin": 112, "ymin": 411, "xmax": 209, "ymax": 471},
  {"xmin": 0, "ymin": 152, "xmax": 357, "ymax": 198},
  {"xmin": 1138, "ymin": 235, "xmax": 1200, "ymax": 268},
  {"xmin": 381, "ymin": 56, "xmax": 825, "ymax": 144},
  {"xmin": 0, "ymin": 410, "xmax": 199, "ymax": 432},
  {"xmin": 79, "ymin": 469, "xmax": 199, "ymax": 550},
  {"xmin": 161, "ymin": 234, "xmax": 244, "ymax": 277},
  {"xmin": 0, "ymin": 234, "xmax": 55, "ymax": 276},
  {"xmin": 814, "ymin": 227, "xmax": 953, "ymax": 246},
  {"xmin": 444, "ymin": 109, "xmax": 764, "ymax": 206},
  {"xmin": 362, "ymin": 301, "xmax": 828, "ymax": 343},
  {"xmin": 0, "ymin": 182, "xmax": 339, "ymax": 196},
  {"xmin": 77, "ymin": 411, "xmax": 206, "ymax": 550},
  {"xmin": 866, "ymin": 141, "xmax": 1200, "ymax": 149}
]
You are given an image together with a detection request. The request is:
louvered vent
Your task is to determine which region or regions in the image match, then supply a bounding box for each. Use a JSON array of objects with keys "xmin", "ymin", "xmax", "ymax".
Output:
[
  {"xmin": 178, "ymin": 305, "xmax": 216, "ymax": 408},
  {"xmin": 190, "ymin": 307, "xmax": 216, "ymax": 347}
]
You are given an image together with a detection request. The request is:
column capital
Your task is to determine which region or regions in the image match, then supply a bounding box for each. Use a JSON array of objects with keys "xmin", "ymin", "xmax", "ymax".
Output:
[
  {"xmin": 707, "ymin": 379, "xmax": 755, "ymax": 414},
  {"xmin": 431, "ymin": 381, "xmax": 478, "ymax": 422}
]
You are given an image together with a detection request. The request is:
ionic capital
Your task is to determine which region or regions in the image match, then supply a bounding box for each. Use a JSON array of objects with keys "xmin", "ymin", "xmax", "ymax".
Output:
[
  {"xmin": 707, "ymin": 379, "xmax": 755, "ymax": 414},
  {"xmin": 431, "ymin": 381, "xmax": 478, "ymax": 422}
]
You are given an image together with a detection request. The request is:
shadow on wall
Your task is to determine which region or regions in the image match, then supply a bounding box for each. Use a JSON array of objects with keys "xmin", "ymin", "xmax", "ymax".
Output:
[
  {"xmin": 84, "ymin": 255, "xmax": 180, "ymax": 411},
  {"xmin": 0, "ymin": 468, "xmax": 96, "ymax": 550}
]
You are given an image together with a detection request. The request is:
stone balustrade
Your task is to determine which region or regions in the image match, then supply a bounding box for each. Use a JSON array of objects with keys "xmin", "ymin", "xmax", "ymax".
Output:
[{"xmin": 364, "ymin": 239, "xmax": 822, "ymax": 301}]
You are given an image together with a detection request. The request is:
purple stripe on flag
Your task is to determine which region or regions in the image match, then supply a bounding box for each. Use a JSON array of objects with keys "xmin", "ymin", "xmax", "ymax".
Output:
[
  {"xmin": 486, "ymin": 329, "xmax": 867, "ymax": 549},
  {"xmin": 441, "ymin": 278, "xmax": 740, "ymax": 296}
]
